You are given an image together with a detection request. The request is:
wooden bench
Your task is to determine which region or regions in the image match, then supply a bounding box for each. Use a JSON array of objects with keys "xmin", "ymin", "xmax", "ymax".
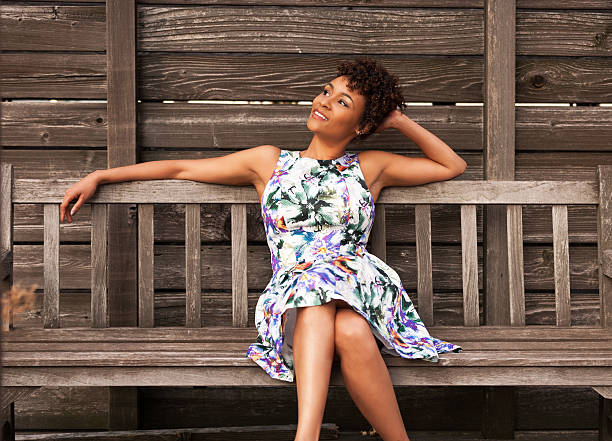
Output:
[{"xmin": 1, "ymin": 162, "xmax": 611, "ymax": 439}]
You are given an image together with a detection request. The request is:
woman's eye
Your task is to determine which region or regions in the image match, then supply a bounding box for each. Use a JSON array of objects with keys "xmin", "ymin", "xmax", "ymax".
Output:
[{"xmin": 322, "ymin": 89, "xmax": 348, "ymax": 107}]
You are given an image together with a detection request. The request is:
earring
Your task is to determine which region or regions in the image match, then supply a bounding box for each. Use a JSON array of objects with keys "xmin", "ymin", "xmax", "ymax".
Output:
[{"xmin": 356, "ymin": 130, "xmax": 361, "ymax": 135}]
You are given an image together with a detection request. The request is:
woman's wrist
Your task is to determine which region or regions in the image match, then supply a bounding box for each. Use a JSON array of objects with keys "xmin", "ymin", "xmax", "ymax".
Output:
[
  {"xmin": 89, "ymin": 169, "xmax": 105, "ymax": 185},
  {"xmin": 390, "ymin": 111, "xmax": 409, "ymax": 130}
]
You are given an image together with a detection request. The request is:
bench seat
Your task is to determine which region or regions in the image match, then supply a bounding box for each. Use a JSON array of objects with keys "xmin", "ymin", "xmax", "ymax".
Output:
[{"xmin": 3, "ymin": 326, "xmax": 611, "ymax": 387}]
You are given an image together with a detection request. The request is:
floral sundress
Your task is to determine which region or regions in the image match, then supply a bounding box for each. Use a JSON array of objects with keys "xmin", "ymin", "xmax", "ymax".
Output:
[{"xmin": 245, "ymin": 148, "xmax": 463, "ymax": 382}]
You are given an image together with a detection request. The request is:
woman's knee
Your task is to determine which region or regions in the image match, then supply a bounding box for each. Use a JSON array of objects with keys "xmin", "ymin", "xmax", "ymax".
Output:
[
  {"xmin": 295, "ymin": 302, "xmax": 337, "ymax": 328},
  {"xmin": 334, "ymin": 308, "xmax": 376, "ymax": 354}
]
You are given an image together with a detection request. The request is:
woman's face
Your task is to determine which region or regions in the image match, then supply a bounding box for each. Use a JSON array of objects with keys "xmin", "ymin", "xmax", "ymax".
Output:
[{"xmin": 307, "ymin": 75, "xmax": 368, "ymax": 141}]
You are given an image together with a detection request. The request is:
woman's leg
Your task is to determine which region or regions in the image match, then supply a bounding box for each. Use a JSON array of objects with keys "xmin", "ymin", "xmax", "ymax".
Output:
[
  {"xmin": 291, "ymin": 301, "xmax": 337, "ymax": 441},
  {"xmin": 334, "ymin": 308, "xmax": 411, "ymax": 441}
]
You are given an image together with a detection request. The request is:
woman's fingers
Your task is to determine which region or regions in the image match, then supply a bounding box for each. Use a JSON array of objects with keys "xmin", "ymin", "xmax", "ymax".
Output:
[
  {"xmin": 60, "ymin": 190, "xmax": 79, "ymax": 223},
  {"xmin": 71, "ymin": 194, "xmax": 85, "ymax": 217},
  {"xmin": 60, "ymin": 192, "xmax": 74, "ymax": 223}
]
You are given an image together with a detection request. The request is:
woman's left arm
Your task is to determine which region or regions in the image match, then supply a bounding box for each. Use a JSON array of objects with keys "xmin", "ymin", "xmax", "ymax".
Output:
[
  {"xmin": 370, "ymin": 110, "xmax": 467, "ymax": 188},
  {"xmin": 389, "ymin": 111, "xmax": 466, "ymax": 172}
]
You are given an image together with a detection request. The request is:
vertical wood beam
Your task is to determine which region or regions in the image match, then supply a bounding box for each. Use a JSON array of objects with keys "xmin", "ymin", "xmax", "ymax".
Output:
[
  {"xmin": 482, "ymin": 0, "xmax": 516, "ymax": 438},
  {"xmin": 461, "ymin": 204, "xmax": 479, "ymax": 326},
  {"xmin": 138, "ymin": 204, "xmax": 155, "ymax": 328},
  {"xmin": 106, "ymin": 0, "xmax": 138, "ymax": 430},
  {"xmin": 483, "ymin": 0, "xmax": 516, "ymax": 325},
  {"xmin": 185, "ymin": 204, "xmax": 202, "ymax": 328},
  {"xmin": 0, "ymin": 164, "xmax": 14, "ymax": 332},
  {"xmin": 598, "ymin": 165, "xmax": 612, "ymax": 329},
  {"xmin": 91, "ymin": 203, "xmax": 108, "ymax": 328},
  {"xmin": 552, "ymin": 205, "xmax": 571, "ymax": 327},
  {"xmin": 415, "ymin": 204, "xmax": 433, "ymax": 325},
  {"xmin": 506, "ymin": 204, "xmax": 525, "ymax": 326},
  {"xmin": 43, "ymin": 204, "xmax": 60, "ymax": 329},
  {"xmin": 231, "ymin": 203, "xmax": 248, "ymax": 327}
]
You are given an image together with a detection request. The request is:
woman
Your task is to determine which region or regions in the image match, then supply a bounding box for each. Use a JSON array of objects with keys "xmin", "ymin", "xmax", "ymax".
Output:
[{"xmin": 60, "ymin": 57, "xmax": 466, "ymax": 441}]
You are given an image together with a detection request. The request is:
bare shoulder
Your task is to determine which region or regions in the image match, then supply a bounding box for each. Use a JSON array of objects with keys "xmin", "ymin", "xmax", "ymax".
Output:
[{"xmin": 251, "ymin": 144, "xmax": 281, "ymax": 182}]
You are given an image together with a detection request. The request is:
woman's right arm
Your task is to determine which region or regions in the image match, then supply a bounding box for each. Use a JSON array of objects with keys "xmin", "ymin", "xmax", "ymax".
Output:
[{"xmin": 60, "ymin": 144, "xmax": 278, "ymax": 223}]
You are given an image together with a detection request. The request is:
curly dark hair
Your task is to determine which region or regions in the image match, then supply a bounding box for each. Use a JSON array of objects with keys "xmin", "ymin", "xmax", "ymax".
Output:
[{"xmin": 335, "ymin": 57, "xmax": 407, "ymax": 142}]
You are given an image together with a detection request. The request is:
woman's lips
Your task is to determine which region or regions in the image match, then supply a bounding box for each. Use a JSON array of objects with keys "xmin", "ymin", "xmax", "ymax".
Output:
[{"xmin": 312, "ymin": 110, "xmax": 328, "ymax": 121}]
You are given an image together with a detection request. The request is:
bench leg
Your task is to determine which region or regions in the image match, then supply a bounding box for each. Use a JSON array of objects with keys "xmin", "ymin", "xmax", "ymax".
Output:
[
  {"xmin": 600, "ymin": 395, "xmax": 612, "ymax": 441},
  {"xmin": 482, "ymin": 386, "xmax": 515, "ymax": 439},
  {"xmin": 0, "ymin": 402, "xmax": 15, "ymax": 441}
]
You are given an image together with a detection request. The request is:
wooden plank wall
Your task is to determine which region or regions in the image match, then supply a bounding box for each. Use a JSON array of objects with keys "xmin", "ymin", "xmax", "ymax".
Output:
[{"xmin": 1, "ymin": 0, "xmax": 611, "ymax": 434}]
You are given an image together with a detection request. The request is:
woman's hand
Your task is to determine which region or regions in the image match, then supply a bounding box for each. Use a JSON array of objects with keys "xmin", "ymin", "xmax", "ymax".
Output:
[
  {"xmin": 374, "ymin": 109, "xmax": 404, "ymax": 133},
  {"xmin": 60, "ymin": 172, "xmax": 100, "ymax": 223}
]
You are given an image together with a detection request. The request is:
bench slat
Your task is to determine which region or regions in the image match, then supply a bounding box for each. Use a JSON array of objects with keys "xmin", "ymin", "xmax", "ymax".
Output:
[
  {"xmin": 3, "ymin": 349, "xmax": 612, "ymax": 367},
  {"xmin": 43, "ymin": 204, "xmax": 60, "ymax": 328},
  {"xmin": 185, "ymin": 203, "xmax": 201, "ymax": 328},
  {"xmin": 231, "ymin": 203, "xmax": 248, "ymax": 327},
  {"xmin": 415, "ymin": 204, "xmax": 433, "ymax": 325},
  {"xmin": 4, "ymin": 365, "xmax": 611, "ymax": 387},
  {"xmin": 3, "ymin": 340, "xmax": 610, "ymax": 352},
  {"xmin": 13, "ymin": 179, "xmax": 599, "ymax": 204},
  {"xmin": 461, "ymin": 204, "xmax": 479, "ymax": 326},
  {"xmin": 506, "ymin": 204, "xmax": 525, "ymax": 326},
  {"xmin": 138, "ymin": 204, "xmax": 155, "ymax": 328},
  {"xmin": 3, "ymin": 326, "xmax": 609, "ymax": 342},
  {"xmin": 552, "ymin": 205, "xmax": 571, "ymax": 327},
  {"xmin": 91, "ymin": 203, "xmax": 108, "ymax": 327}
]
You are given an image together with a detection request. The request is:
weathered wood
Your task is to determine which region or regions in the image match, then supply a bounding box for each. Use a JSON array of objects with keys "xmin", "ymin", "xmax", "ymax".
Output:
[
  {"xmin": 507, "ymin": 204, "xmax": 525, "ymax": 326},
  {"xmin": 91, "ymin": 203, "xmax": 108, "ymax": 328},
  {"xmin": 231, "ymin": 204, "xmax": 248, "ymax": 327},
  {"xmin": 369, "ymin": 203, "xmax": 386, "ymax": 261},
  {"xmin": 107, "ymin": 0, "xmax": 139, "ymax": 431},
  {"xmin": 483, "ymin": 1, "xmax": 517, "ymax": 438},
  {"xmin": 593, "ymin": 387, "xmax": 612, "ymax": 400},
  {"xmin": 4, "ymin": 104, "xmax": 612, "ymax": 153},
  {"xmin": 138, "ymin": 204, "xmax": 155, "ymax": 328},
  {"xmin": 552, "ymin": 205, "xmax": 571, "ymax": 327},
  {"xmin": 599, "ymin": 395, "xmax": 612, "ymax": 441},
  {"xmin": 3, "ymin": 1, "xmax": 612, "ymax": 436},
  {"xmin": 461, "ymin": 204, "xmax": 479, "ymax": 326},
  {"xmin": 11, "ymin": 243, "xmax": 602, "ymax": 293},
  {"xmin": 43, "ymin": 204, "xmax": 59, "ymax": 329},
  {"xmin": 4, "ymin": 349, "xmax": 612, "ymax": 367},
  {"xmin": 0, "ymin": 164, "xmax": 14, "ymax": 332},
  {"xmin": 185, "ymin": 204, "xmax": 202, "ymax": 328},
  {"xmin": 2, "ymin": 423, "xmax": 340, "ymax": 441},
  {"xmin": 4, "ymin": 52, "xmax": 612, "ymax": 103},
  {"xmin": 415, "ymin": 204, "xmax": 434, "ymax": 325},
  {"xmin": 12, "ymin": 198, "xmax": 603, "ymax": 244},
  {"xmin": 5, "ymin": 338, "xmax": 611, "ymax": 352},
  {"xmin": 13, "ymin": 178, "xmax": 599, "ymax": 204},
  {"xmin": 2, "ymin": 365, "xmax": 611, "ymax": 388},
  {"xmin": 598, "ymin": 165, "xmax": 612, "ymax": 328},
  {"xmin": 0, "ymin": 401, "xmax": 15, "ymax": 441},
  {"xmin": 4, "ymin": 325, "xmax": 609, "ymax": 343},
  {"xmin": 0, "ymin": 386, "xmax": 40, "ymax": 410},
  {"xmin": 135, "ymin": 7, "xmax": 612, "ymax": 57}
]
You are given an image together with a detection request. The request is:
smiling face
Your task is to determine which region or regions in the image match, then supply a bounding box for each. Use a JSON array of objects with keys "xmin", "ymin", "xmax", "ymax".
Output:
[{"xmin": 307, "ymin": 75, "xmax": 369, "ymax": 143}]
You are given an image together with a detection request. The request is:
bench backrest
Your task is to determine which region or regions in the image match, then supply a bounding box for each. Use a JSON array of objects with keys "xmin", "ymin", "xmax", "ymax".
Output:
[{"xmin": 1, "ymin": 163, "xmax": 610, "ymax": 331}]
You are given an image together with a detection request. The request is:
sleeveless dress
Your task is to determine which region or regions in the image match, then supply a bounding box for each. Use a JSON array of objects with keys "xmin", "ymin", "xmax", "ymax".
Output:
[{"xmin": 245, "ymin": 148, "xmax": 463, "ymax": 382}]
